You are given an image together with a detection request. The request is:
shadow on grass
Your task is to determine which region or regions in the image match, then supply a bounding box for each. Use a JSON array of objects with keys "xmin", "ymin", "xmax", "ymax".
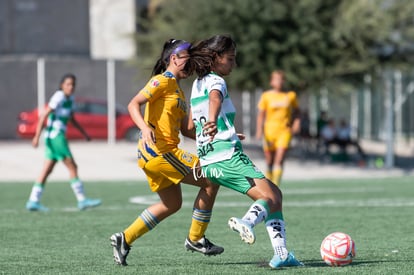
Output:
[
  {"xmin": 302, "ymin": 258, "xmax": 407, "ymax": 267},
  {"xmin": 206, "ymin": 258, "xmax": 406, "ymax": 269}
]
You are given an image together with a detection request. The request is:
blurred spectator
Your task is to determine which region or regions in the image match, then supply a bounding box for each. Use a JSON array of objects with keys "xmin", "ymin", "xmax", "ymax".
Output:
[
  {"xmin": 321, "ymin": 118, "xmax": 367, "ymax": 161},
  {"xmin": 299, "ymin": 110, "xmax": 311, "ymax": 138},
  {"xmin": 316, "ymin": 111, "xmax": 329, "ymax": 139},
  {"xmin": 321, "ymin": 119, "xmax": 337, "ymax": 145},
  {"xmin": 336, "ymin": 119, "xmax": 366, "ymax": 160}
]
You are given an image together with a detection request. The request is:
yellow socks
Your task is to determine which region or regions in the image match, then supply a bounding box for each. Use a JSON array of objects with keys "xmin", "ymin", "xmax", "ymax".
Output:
[
  {"xmin": 124, "ymin": 209, "xmax": 159, "ymax": 245},
  {"xmin": 265, "ymin": 170, "xmax": 273, "ymax": 179},
  {"xmin": 188, "ymin": 208, "xmax": 211, "ymax": 242},
  {"xmin": 272, "ymin": 168, "xmax": 283, "ymax": 186}
]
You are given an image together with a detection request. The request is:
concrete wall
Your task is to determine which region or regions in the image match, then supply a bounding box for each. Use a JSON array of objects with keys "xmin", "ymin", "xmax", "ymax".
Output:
[{"xmin": 0, "ymin": 0, "xmax": 89, "ymax": 55}]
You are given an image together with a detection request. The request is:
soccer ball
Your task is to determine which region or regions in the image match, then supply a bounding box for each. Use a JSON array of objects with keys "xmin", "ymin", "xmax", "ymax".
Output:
[{"xmin": 320, "ymin": 232, "xmax": 356, "ymax": 266}]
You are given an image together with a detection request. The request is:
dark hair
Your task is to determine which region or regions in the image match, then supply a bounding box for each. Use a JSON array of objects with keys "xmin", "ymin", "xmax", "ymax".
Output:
[
  {"xmin": 59, "ymin": 73, "xmax": 76, "ymax": 90},
  {"xmin": 152, "ymin": 39, "xmax": 191, "ymax": 75},
  {"xmin": 188, "ymin": 35, "xmax": 236, "ymax": 77},
  {"xmin": 271, "ymin": 70, "xmax": 285, "ymax": 78}
]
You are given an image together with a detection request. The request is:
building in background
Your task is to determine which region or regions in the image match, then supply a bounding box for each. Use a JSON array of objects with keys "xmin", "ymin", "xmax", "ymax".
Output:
[{"xmin": 0, "ymin": 0, "xmax": 147, "ymax": 139}]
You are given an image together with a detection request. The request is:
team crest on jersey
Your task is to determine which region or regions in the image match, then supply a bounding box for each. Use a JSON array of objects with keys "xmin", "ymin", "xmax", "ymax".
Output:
[
  {"xmin": 182, "ymin": 152, "xmax": 194, "ymax": 163},
  {"xmin": 150, "ymin": 79, "xmax": 160, "ymax": 88}
]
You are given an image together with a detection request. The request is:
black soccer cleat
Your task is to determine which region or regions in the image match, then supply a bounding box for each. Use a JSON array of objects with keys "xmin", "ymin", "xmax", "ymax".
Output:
[
  {"xmin": 185, "ymin": 236, "xmax": 224, "ymax": 256},
  {"xmin": 110, "ymin": 232, "xmax": 131, "ymax": 266}
]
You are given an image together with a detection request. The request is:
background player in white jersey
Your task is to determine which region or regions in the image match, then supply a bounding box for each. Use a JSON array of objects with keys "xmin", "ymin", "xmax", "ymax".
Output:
[
  {"xmin": 188, "ymin": 35, "xmax": 303, "ymax": 268},
  {"xmin": 25, "ymin": 74, "xmax": 101, "ymax": 211}
]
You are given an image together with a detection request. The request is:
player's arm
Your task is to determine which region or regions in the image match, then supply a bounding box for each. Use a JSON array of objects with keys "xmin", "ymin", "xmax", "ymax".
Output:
[
  {"xmin": 181, "ymin": 110, "xmax": 196, "ymax": 140},
  {"xmin": 128, "ymin": 93, "xmax": 155, "ymax": 146},
  {"xmin": 255, "ymin": 109, "xmax": 266, "ymax": 140},
  {"xmin": 289, "ymin": 92, "xmax": 301, "ymax": 134},
  {"xmin": 70, "ymin": 114, "xmax": 90, "ymax": 141},
  {"xmin": 203, "ymin": 89, "xmax": 222, "ymax": 139},
  {"xmin": 32, "ymin": 106, "xmax": 53, "ymax": 148},
  {"xmin": 291, "ymin": 107, "xmax": 301, "ymax": 135}
]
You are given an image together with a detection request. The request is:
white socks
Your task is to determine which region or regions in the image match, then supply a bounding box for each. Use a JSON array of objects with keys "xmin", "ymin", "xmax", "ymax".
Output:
[
  {"xmin": 70, "ymin": 178, "xmax": 86, "ymax": 202},
  {"xmin": 266, "ymin": 219, "xmax": 288, "ymax": 258},
  {"xmin": 29, "ymin": 183, "xmax": 44, "ymax": 202},
  {"xmin": 242, "ymin": 201, "xmax": 269, "ymax": 227}
]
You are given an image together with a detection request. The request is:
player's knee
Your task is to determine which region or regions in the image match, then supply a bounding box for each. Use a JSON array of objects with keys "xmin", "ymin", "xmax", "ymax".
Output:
[
  {"xmin": 267, "ymin": 197, "xmax": 282, "ymax": 212},
  {"xmin": 205, "ymin": 182, "xmax": 220, "ymax": 193},
  {"xmin": 266, "ymin": 188, "xmax": 283, "ymax": 211}
]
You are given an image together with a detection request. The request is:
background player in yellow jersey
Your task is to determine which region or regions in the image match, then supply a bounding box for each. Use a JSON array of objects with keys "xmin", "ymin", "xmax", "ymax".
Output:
[
  {"xmin": 255, "ymin": 71, "xmax": 300, "ymax": 186},
  {"xmin": 110, "ymin": 39, "xmax": 223, "ymax": 266}
]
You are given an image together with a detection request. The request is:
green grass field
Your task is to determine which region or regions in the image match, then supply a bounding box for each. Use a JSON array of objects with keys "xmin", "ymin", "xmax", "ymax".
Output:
[{"xmin": 1, "ymin": 177, "xmax": 413, "ymax": 274}]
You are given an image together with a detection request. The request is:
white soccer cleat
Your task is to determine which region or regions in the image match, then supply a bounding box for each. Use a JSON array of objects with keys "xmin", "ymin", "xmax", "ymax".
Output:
[{"xmin": 228, "ymin": 217, "xmax": 256, "ymax": 244}]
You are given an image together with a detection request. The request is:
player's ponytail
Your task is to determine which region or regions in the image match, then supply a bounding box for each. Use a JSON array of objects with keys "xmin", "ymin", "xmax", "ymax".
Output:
[
  {"xmin": 189, "ymin": 35, "xmax": 236, "ymax": 78},
  {"xmin": 152, "ymin": 39, "xmax": 191, "ymax": 76}
]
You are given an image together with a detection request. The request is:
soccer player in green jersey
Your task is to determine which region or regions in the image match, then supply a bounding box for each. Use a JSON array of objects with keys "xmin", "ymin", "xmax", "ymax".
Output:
[
  {"xmin": 25, "ymin": 74, "xmax": 101, "ymax": 211},
  {"xmin": 188, "ymin": 35, "xmax": 303, "ymax": 269}
]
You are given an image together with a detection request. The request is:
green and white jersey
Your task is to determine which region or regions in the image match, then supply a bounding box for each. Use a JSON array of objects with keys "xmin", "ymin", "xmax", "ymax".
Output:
[
  {"xmin": 45, "ymin": 90, "xmax": 74, "ymax": 139},
  {"xmin": 191, "ymin": 73, "xmax": 240, "ymax": 166}
]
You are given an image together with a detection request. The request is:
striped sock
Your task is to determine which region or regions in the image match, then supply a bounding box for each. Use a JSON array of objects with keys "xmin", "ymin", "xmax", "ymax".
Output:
[
  {"xmin": 188, "ymin": 208, "xmax": 212, "ymax": 242},
  {"xmin": 124, "ymin": 209, "xmax": 159, "ymax": 245}
]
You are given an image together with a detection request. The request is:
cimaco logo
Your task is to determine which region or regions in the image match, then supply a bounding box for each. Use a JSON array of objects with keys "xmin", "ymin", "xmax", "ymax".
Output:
[{"xmin": 192, "ymin": 163, "xmax": 224, "ymax": 181}]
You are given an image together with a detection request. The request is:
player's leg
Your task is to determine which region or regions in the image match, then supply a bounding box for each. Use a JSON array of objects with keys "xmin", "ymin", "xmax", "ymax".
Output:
[
  {"xmin": 181, "ymin": 169, "xmax": 223, "ymax": 255},
  {"xmin": 112, "ymin": 183, "xmax": 182, "ymax": 265},
  {"xmin": 212, "ymin": 149, "xmax": 302, "ymax": 267},
  {"xmin": 26, "ymin": 159, "xmax": 56, "ymax": 211},
  {"xmin": 272, "ymin": 147, "xmax": 288, "ymax": 186},
  {"xmin": 230, "ymin": 178, "xmax": 283, "ymax": 245},
  {"xmin": 124, "ymin": 183, "xmax": 183, "ymax": 242},
  {"xmin": 62, "ymin": 157, "xmax": 101, "ymax": 210},
  {"xmin": 245, "ymin": 178, "xmax": 303, "ymax": 268},
  {"xmin": 263, "ymin": 138, "xmax": 276, "ymax": 179},
  {"xmin": 167, "ymin": 149, "xmax": 222, "ymax": 255},
  {"xmin": 272, "ymin": 130, "xmax": 292, "ymax": 186}
]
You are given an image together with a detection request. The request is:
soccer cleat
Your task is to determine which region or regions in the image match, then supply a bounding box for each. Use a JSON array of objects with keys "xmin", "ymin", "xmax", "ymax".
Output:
[
  {"xmin": 228, "ymin": 217, "xmax": 256, "ymax": 244},
  {"xmin": 78, "ymin": 198, "xmax": 101, "ymax": 210},
  {"xmin": 269, "ymin": 252, "xmax": 304, "ymax": 269},
  {"xmin": 26, "ymin": 201, "xmax": 49, "ymax": 212},
  {"xmin": 185, "ymin": 236, "xmax": 224, "ymax": 256},
  {"xmin": 110, "ymin": 232, "xmax": 131, "ymax": 266}
]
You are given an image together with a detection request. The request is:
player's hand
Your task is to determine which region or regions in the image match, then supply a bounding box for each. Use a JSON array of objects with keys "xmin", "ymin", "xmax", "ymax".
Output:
[
  {"xmin": 237, "ymin": 133, "xmax": 246, "ymax": 140},
  {"xmin": 32, "ymin": 136, "xmax": 39, "ymax": 148},
  {"xmin": 255, "ymin": 132, "xmax": 262, "ymax": 140},
  {"xmin": 203, "ymin": 121, "xmax": 217, "ymax": 141},
  {"xmin": 141, "ymin": 126, "xmax": 156, "ymax": 146}
]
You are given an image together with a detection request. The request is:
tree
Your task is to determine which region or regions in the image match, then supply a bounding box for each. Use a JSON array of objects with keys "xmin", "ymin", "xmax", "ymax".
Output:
[{"xmin": 136, "ymin": 0, "xmax": 414, "ymax": 91}]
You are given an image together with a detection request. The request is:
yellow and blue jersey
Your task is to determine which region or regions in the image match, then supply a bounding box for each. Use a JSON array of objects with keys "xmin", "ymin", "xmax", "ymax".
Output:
[{"xmin": 137, "ymin": 71, "xmax": 188, "ymax": 163}]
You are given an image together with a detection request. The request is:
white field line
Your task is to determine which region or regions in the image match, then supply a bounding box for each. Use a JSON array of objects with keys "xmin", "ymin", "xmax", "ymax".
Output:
[
  {"xmin": 193, "ymin": 187, "xmax": 385, "ymax": 197},
  {"xmin": 2, "ymin": 197, "xmax": 414, "ymax": 214},
  {"xmin": 129, "ymin": 195, "xmax": 414, "ymax": 208}
]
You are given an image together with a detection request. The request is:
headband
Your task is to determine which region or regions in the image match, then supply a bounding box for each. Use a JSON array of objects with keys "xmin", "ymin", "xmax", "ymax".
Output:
[{"xmin": 171, "ymin": 42, "xmax": 191, "ymax": 55}]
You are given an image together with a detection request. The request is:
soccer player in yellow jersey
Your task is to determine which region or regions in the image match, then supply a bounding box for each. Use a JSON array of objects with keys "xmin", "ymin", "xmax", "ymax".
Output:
[
  {"xmin": 110, "ymin": 39, "xmax": 223, "ymax": 266},
  {"xmin": 255, "ymin": 71, "xmax": 300, "ymax": 186}
]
